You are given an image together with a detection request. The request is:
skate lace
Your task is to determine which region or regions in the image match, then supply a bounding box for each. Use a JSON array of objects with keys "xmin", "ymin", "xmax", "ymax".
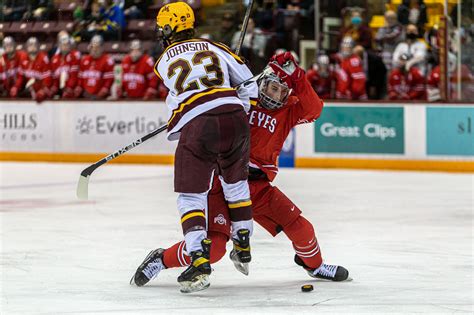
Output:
[
  {"xmin": 142, "ymin": 259, "xmax": 164, "ymax": 280},
  {"xmin": 315, "ymin": 264, "xmax": 337, "ymax": 278}
]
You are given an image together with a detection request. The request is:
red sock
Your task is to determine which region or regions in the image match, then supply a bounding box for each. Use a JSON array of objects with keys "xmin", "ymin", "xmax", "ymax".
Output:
[
  {"xmin": 162, "ymin": 232, "xmax": 228, "ymax": 268},
  {"xmin": 283, "ymin": 216, "xmax": 323, "ymax": 269}
]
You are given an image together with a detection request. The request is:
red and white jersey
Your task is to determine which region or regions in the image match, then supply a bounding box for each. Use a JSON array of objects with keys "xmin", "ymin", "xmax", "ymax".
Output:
[
  {"xmin": 121, "ymin": 54, "xmax": 158, "ymax": 98},
  {"xmin": 306, "ymin": 68, "xmax": 336, "ymax": 99},
  {"xmin": 340, "ymin": 54, "xmax": 367, "ymax": 100},
  {"xmin": 428, "ymin": 65, "xmax": 474, "ymax": 100},
  {"xmin": 154, "ymin": 39, "xmax": 258, "ymax": 140},
  {"xmin": 248, "ymin": 76, "xmax": 323, "ymax": 181},
  {"xmin": 78, "ymin": 54, "xmax": 115, "ymax": 96},
  {"xmin": 388, "ymin": 67, "xmax": 425, "ymax": 100},
  {"xmin": 0, "ymin": 50, "xmax": 28, "ymax": 91},
  {"xmin": 15, "ymin": 51, "xmax": 52, "ymax": 92},
  {"xmin": 51, "ymin": 50, "xmax": 81, "ymax": 91}
]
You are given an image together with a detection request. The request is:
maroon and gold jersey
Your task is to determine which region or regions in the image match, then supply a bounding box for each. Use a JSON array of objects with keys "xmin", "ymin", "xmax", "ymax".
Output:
[{"xmin": 248, "ymin": 76, "xmax": 323, "ymax": 181}]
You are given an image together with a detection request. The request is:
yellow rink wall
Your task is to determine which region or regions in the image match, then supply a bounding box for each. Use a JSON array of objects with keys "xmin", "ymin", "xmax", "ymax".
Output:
[{"xmin": 0, "ymin": 101, "xmax": 472, "ymax": 173}]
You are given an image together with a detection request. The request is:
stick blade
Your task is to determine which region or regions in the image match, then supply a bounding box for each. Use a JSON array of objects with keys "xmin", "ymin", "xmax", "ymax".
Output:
[{"xmin": 76, "ymin": 175, "xmax": 90, "ymax": 200}]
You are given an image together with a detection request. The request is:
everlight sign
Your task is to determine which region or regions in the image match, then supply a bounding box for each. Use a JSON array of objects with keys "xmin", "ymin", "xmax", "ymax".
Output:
[{"xmin": 314, "ymin": 106, "xmax": 404, "ymax": 154}]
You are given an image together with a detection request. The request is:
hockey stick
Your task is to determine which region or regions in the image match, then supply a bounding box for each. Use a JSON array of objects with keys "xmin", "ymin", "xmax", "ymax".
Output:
[
  {"xmin": 235, "ymin": 0, "xmax": 255, "ymax": 56},
  {"xmin": 76, "ymin": 124, "xmax": 167, "ymax": 200}
]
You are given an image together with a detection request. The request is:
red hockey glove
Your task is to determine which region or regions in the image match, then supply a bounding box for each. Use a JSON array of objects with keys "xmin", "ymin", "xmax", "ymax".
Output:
[
  {"xmin": 10, "ymin": 86, "xmax": 18, "ymax": 98},
  {"xmin": 143, "ymin": 88, "xmax": 156, "ymax": 100},
  {"xmin": 74, "ymin": 86, "xmax": 83, "ymax": 98},
  {"xmin": 62, "ymin": 87, "xmax": 74, "ymax": 99},
  {"xmin": 268, "ymin": 52, "xmax": 305, "ymax": 90},
  {"xmin": 35, "ymin": 89, "xmax": 47, "ymax": 103},
  {"xmin": 97, "ymin": 87, "xmax": 109, "ymax": 99}
]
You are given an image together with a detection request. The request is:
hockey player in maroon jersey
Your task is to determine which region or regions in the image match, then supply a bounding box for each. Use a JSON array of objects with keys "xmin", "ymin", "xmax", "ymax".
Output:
[
  {"xmin": 131, "ymin": 52, "xmax": 350, "ymax": 287},
  {"xmin": 50, "ymin": 33, "xmax": 81, "ymax": 99},
  {"xmin": 388, "ymin": 54, "xmax": 425, "ymax": 100},
  {"xmin": 306, "ymin": 54, "xmax": 336, "ymax": 99},
  {"xmin": 1, "ymin": 37, "xmax": 28, "ymax": 97},
  {"xmin": 74, "ymin": 35, "xmax": 115, "ymax": 99},
  {"xmin": 118, "ymin": 40, "xmax": 162, "ymax": 100},
  {"xmin": 338, "ymin": 37, "xmax": 367, "ymax": 100},
  {"xmin": 12, "ymin": 37, "xmax": 52, "ymax": 103}
]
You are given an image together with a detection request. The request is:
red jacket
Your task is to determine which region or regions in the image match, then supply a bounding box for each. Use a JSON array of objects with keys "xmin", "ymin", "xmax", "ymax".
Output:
[
  {"xmin": 388, "ymin": 67, "xmax": 426, "ymax": 100},
  {"xmin": 340, "ymin": 55, "xmax": 367, "ymax": 100},
  {"xmin": 306, "ymin": 68, "xmax": 336, "ymax": 99},
  {"xmin": 0, "ymin": 50, "xmax": 28, "ymax": 93},
  {"xmin": 121, "ymin": 54, "xmax": 160, "ymax": 99},
  {"xmin": 15, "ymin": 52, "xmax": 52, "ymax": 95},
  {"xmin": 50, "ymin": 49, "xmax": 81, "ymax": 97},
  {"xmin": 78, "ymin": 54, "xmax": 115, "ymax": 97},
  {"xmin": 428, "ymin": 65, "xmax": 474, "ymax": 100},
  {"xmin": 249, "ymin": 75, "xmax": 323, "ymax": 181}
]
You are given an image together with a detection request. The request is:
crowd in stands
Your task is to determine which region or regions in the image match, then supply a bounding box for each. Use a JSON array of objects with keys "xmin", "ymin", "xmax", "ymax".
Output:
[{"xmin": 0, "ymin": 0, "xmax": 473, "ymax": 102}]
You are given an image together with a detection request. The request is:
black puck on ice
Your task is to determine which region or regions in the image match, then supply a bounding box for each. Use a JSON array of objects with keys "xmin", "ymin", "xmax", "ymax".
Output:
[{"xmin": 301, "ymin": 284, "xmax": 313, "ymax": 292}]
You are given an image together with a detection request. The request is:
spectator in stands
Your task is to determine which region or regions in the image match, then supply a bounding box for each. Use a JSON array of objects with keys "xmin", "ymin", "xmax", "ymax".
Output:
[
  {"xmin": 375, "ymin": 10, "xmax": 404, "ymax": 71},
  {"xmin": 427, "ymin": 52, "xmax": 474, "ymax": 101},
  {"xmin": 13, "ymin": 37, "xmax": 52, "ymax": 103},
  {"xmin": 388, "ymin": 53, "xmax": 425, "ymax": 100},
  {"xmin": 50, "ymin": 34, "xmax": 81, "ymax": 99},
  {"xmin": 2, "ymin": 0, "xmax": 28, "ymax": 22},
  {"xmin": 124, "ymin": 0, "xmax": 150, "ymax": 20},
  {"xmin": 392, "ymin": 24, "xmax": 427, "ymax": 75},
  {"xmin": 214, "ymin": 12, "xmax": 237, "ymax": 47},
  {"xmin": 75, "ymin": 35, "xmax": 115, "ymax": 99},
  {"xmin": 101, "ymin": 0, "xmax": 126, "ymax": 40},
  {"xmin": 397, "ymin": 0, "xmax": 428, "ymax": 34},
  {"xmin": 230, "ymin": 18, "xmax": 269, "ymax": 72},
  {"xmin": 24, "ymin": 0, "xmax": 54, "ymax": 21},
  {"xmin": 306, "ymin": 54, "xmax": 337, "ymax": 99},
  {"xmin": 119, "ymin": 40, "xmax": 166, "ymax": 100},
  {"xmin": 1, "ymin": 37, "xmax": 27, "ymax": 97},
  {"xmin": 79, "ymin": 1, "xmax": 106, "ymax": 41},
  {"xmin": 340, "ymin": 10, "xmax": 373, "ymax": 50},
  {"xmin": 337, "ymin": 37, "xmax": 367, "ymax": 100},
  {"xmin": 353, "ymin": 45, "xmax": 387, "ymax": 100}
]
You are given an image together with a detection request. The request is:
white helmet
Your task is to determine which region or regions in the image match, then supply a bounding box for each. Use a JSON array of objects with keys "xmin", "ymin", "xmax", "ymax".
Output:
[{"xmin": 258, "ymin": 72, "xmax": 291, "ymax": 110}]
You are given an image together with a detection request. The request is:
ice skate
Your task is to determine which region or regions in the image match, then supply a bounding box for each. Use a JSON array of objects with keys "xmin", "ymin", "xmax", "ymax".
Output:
[
  {"xmin": 130, "ymin": 248, "xmax": 166, "ymax": 286},
  {"xmin": 294, "ymin": 255, "xmax": 351, "ymax": 281},
  {"xmin": 229, "ymin": 229, "xmax": 251, "ymax": 275},
  {"xmin": 178, "ymin": 238, "xmax": 212, "ymax": 293}
]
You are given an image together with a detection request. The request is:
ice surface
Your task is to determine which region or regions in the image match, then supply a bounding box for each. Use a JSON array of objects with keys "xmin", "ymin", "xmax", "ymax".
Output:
[{"xmin": 0, "ymin": 162, "xmax": 472, "ymax": 314}]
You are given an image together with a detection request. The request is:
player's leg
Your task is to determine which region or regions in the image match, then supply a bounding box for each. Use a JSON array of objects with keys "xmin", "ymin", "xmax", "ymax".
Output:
[
  {"xmin": 251, "ymin": 179, "xmax": 349, "ymax": 281},
  {"xmin": 216, "ymin": 108, "xmax": 253, "ymax": 269},
  {"xmin": 131, "ymin": 176, "xmax": 231, "ymax": 287},
  {"xmin": 173, "ymin": 115, "xmax": 221, "ymax": 292}
]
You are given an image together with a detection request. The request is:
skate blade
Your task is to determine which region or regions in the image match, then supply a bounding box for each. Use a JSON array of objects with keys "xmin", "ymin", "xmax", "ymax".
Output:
[
  {"xmin": 179, "ymin": 274, "xmax": 210, "ymax": 293},
  {"xmin": 232, "ymin": 260, "xmax": 249, "ymax": 276}
]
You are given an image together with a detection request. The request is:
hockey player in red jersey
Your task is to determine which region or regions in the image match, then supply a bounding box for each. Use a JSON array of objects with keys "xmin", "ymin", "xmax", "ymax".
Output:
[
  {"xmin": 427, "ymin": 53, "xmax": 474, "ymax": 101},
  {"xmin": 50, "ymin": 33, "xmax": 81, "ymax": 99},
  {"xmin": 12, "ymin": 37, "xmax": 52, "ymax": 103},
  {"xmin": 1, "ymin": 37, "xmax": 28, "ymax": 97},
  {"xmin": 339, "ymin": 37, "xmax": 367, "ymax": 100},
  {"xmin": 118, "ymin": 40, "xmax": 163, "ymax": 100},
  {"xmin": 131, "ymin": 52, "xmax": 350, "ymax": 287},
  {"xmin": 388, "ymin": 54, "xmax": 426, "ymax": 100},
  {"xmin": 75, "ymin": 35, "xmax": 115, "ymax": 99},
  {"xmin": 306, "ymin": 54, "xmax": 336, "ymax": 99}
]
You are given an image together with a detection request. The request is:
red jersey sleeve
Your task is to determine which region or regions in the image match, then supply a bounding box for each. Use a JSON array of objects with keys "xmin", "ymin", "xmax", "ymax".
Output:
[
  {"xmin": 408, "ymin": 68, "xmax": 425, "ymax": 100},
  {"xmin": 388, "ymin": 69, "xmax": 401, "ymax": 100},
  {"xmin": 145, "ymin": 56, "xmax": 158, "ymax": 92},
  {"xmin": 287, "ymin": 75, "xmax": 324, "ymax": 126},
  {"xmin": 40, "ymin": 53, "xmax": 52, "ymax": 90},
  {"xmin": 67, "ymin": 50, "xmax": 81, "ymax": 89},
  {"xmin": 101, "ymin": 55, "xmax": 115, "ymax": 90}
]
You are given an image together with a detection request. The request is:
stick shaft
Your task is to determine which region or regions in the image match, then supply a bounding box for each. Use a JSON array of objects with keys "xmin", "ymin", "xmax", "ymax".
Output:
[
  {"xmin": 80, "ymin": 124, "xmax": 167, "ymax": 177},
  {"xmin": 235, "ymin": 0, "xmax": 255, "ymax": 56}
]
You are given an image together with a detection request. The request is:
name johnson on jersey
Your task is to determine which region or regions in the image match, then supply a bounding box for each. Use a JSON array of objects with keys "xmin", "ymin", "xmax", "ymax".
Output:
[{"xmin": 164, "ymin": 42, "xmax": 210, "ymax": 62}]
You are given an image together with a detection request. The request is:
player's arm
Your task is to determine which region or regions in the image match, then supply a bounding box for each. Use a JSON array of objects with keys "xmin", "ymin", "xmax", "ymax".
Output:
[
  {"xmin": 67, "ymin": 51, "xmax": 81, "ymax": 89},
  {"xmin": 98, "ymin": 56, "xmax": 115, "ymax": 98},
  {"xmin": 408, "ymin": 69, "xmax": 425, "ymax": 100},
  {"xmin": 212, "ymin": 42, "xmax": 258, "ymax": 108},
  {"xmin": 269, "ymin": 52, "xmax": 323, "ymax": 124}
]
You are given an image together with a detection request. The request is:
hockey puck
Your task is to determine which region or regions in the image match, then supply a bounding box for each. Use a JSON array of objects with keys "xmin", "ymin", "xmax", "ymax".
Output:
[{"xmin": 301, "ymin": 284, "xmax": 313, "ymax": 292}]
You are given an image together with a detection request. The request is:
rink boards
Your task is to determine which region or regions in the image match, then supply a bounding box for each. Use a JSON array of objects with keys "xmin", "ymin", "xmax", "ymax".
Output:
[{"xmin": 0, "ymin": 100, "xmax": 472, "ymax": 172}]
